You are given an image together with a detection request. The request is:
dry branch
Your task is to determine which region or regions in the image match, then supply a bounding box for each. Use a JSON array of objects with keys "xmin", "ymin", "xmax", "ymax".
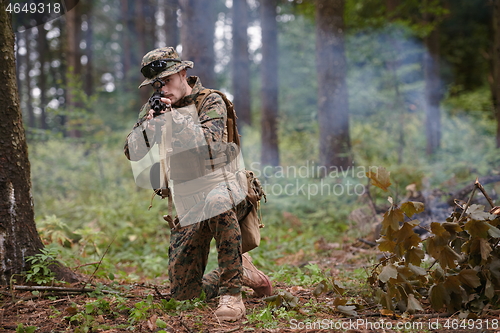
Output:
[
  {"xmin": 357, "ymin": 238, "xmax": 377, "ymax": 247},
  {"xmin": 447, "ymin": 175, "xmax": 500, "ymax": 206},
  {"xmin": 475, "ymin": 178, "xmax": 496, "ymax": 208},
  {"xmin": 13, "ymin": 285, "xmax": 119, "ymax": 295},
  {"xmin": 14, "ymin": 285, "xmax": 94, "ymax": 292},
  {"xmin": 180, "ymin": 316, "xmax": 194, "ymax": 333}
]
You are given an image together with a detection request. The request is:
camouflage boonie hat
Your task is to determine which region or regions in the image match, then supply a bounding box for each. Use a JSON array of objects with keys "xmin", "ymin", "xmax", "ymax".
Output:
[{"xmin": 138, "ymin": 46, "xmax": 194, "ymax": 89}]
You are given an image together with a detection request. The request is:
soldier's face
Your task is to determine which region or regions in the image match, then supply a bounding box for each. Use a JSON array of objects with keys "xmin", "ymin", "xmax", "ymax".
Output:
[{"xmin": 160, "ymin": 70, "xmax": 189, "ymax": 105}]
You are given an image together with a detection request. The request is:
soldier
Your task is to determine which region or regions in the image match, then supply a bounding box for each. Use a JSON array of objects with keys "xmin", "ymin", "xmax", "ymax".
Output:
[{"xmin": 124, "ymin": 47, "xmax": 272, "ymax": 321}]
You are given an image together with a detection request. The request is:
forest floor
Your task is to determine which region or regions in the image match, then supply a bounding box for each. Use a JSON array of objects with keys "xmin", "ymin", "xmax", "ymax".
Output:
[{"xmin": 2, "ymin": 239, "xmax": 500, "ymax": 333}]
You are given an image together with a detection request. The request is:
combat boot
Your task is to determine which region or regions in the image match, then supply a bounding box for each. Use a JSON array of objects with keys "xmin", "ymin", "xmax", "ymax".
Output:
[
  {"xmin": 214, "ymin": 294, "xmax": 245, "ymax": 321},
  {"xmin": 242, "ymin": 253, "xmax": 273, "ymax": 297}
]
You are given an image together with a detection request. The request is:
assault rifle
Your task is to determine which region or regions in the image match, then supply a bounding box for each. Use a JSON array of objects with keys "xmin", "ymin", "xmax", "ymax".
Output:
[
  {"xmin": 149, "ymin": 78, "xmax": 169, "ymax": 116},
  {"xmin": 147, "ymin": 78, "xmax": 171, "ymax": 199},
  {"xmin": 148, "ymin": 78, "xmax": 170, "ymax": 144}
]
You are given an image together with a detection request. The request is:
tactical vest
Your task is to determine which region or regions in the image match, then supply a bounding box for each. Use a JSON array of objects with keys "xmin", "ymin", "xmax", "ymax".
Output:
[{"xmin": 169, "ymin": 89, "xmax": 240, "ymax": 182}]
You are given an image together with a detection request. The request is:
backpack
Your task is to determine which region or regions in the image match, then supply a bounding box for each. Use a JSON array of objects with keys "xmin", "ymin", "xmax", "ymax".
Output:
[
  {"xmin": 194, "ymin": 89, "xmax": 240, "ymax": 146},
  {"xmin": 195, "ymin": 89, "xmax": 266, "ymax": 253}
]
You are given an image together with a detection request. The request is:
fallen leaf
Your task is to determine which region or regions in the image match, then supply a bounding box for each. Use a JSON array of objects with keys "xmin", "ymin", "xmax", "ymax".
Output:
[
  {"xmin": 65, "ymin": 306, "xmax": 78, "ymax": 315},
  {"xmin": 312, "ymin": 282, "xmax": 327, "ymax": 297},
  {"xmin": 337, "ymin": 305, "xmax": 358, "ymax": 317},
  {"xmin": 380, "ymin": 308, "xmax": 394, "ymax": 316}
]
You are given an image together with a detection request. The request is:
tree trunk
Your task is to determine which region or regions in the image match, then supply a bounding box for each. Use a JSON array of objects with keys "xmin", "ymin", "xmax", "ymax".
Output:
[
  {"xmin": 120, "ymin": 0, "xmax": 132, "ymax": 86},
  {"xmin": 37, "ymin": 25, "xmax": 48, "ymax": 129},
  {"xmin": 136, "ymin": 1, "xmax": 153, "ymax": 102},
  {"xmin": 179, "ymin": 0, "xmax": 216, "ymax": 88},
  {"xmin": 164, "ymin": 0, "xmax": 179, "ymax": 48},
  {"xmin": 386, "ymin": 0, "xmax": 405, "ymax": 164},
  {"xmin": 126, "ymin": 0, "xmax": 139, "ymax": 68},
  {"xmin": 64, "ymin": 0, "xmax": 82, "ymax": 138},
  {"xmin": 25, "ymin": 29, "xmax": 35, "ymax": 128},
  {"xmin": 50, "ymin": 17, "xmax": 68, "ymax": 133},
  {"xmin": 15, "ymin": 30, "xmax": 21, "ymax": 105},
  {"xmin": 493, "ymin": 0, "xmax": 500, "ymax": 148},
  {"xmin": 83, "ymin": 0, "xmax": 94, "ymax": 97},
  {"xmin": 136, "ymin": 1, "xmax": 147, "ymax": 62},
  {"xmin": 386, "ymin": 0, "xmax": 399, "ymax": 16},
  {"xmin": 0, "ymin": 2, "xmax": 77, "ymax": 284},
  {"xmin": 232, "ymin": 0, "xmax": 252, "ymax": 127},
  {"xmin": 259, "ymin": 0, "xmax": 280, "ymax": 167},
  {"xmin": 144, "ymin": 0, "xmax": 157, "ymax": 51},
  {"xmin": 315, "ymin": 0, "xmax": 351, "ymax": 171},
  {"xmin": 65, "ymin": 1, "xmax": 82, "ymax": 77},
  {"xmin": 423, "ymin": 8, "xmax": 442, "ymax": 155}
]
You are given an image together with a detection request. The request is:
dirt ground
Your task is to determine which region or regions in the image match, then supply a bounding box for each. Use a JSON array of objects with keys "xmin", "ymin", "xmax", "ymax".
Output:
[
  {"xmin": 3, "ymin": 283, "xmax": 500, "ymax": 333},
  {"xmin": 2, "ymin": 242, "xmax": 500, "ymax": 332}
]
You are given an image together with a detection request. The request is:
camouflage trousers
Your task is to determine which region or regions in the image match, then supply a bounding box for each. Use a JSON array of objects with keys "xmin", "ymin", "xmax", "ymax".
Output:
[{"xmin": 168, "ymin": 182, "xmax": 250, "ymax": 301}]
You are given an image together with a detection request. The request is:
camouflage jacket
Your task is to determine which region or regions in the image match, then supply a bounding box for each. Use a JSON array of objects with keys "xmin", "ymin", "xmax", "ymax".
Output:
[{"xmin": 124, "ymin": 76, "xmax": 228, "ymax": 163}]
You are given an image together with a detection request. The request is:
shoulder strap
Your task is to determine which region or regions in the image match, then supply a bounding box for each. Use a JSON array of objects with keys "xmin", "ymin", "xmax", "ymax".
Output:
[{"xmin": 195, "ymin": 89, "xmax": 240, "ymax": 147}]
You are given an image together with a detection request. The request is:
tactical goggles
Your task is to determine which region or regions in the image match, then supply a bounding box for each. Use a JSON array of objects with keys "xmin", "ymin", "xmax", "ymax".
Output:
[{"xmin": 140, "ymin": 59, "xmax": 182, "ymax": 79}]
